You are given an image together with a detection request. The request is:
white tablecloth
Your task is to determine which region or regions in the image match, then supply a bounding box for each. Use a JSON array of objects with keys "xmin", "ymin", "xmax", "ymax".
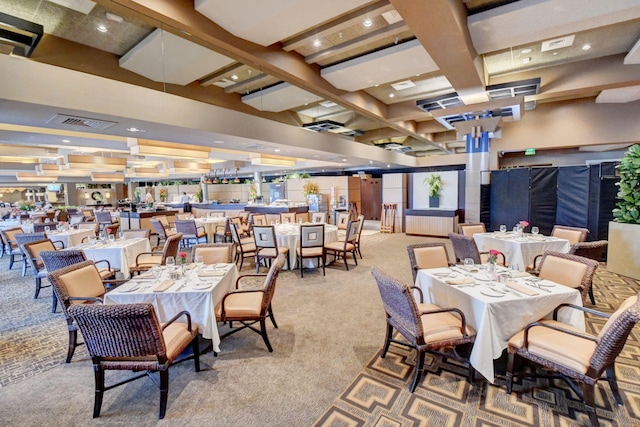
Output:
[
  {"xmin": 74, "ymin": 237, "xmax": 151, "ymax": 278},
  {"xmin": 273, "ymin": 223, "xmax": 338, "ymax": 269},
  {"xmin": 194, "ymin": 217, "xmax": 227, "ymax": 242},
  {"xmin": 473, "ymin": 232, "xmax": 571, "ymax": 270},
  {"xmin": 47, "ymin": 228, "xmax": 96, "ymax": 248},
  {"xmin": 415, "ymin": 267, "xmax": 584, "ymax": 383},
  {"xmin": 104, "ymin": 263, "xmax": 238, "ymax": 352}
]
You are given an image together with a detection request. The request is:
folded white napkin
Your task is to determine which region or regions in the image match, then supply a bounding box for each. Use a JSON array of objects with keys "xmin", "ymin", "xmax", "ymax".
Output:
[
  {"xmin": 445, "ymin": 277, "xmax": 475, "ymax": 285},
  {"xmin": 154, "ymin": 280, "xmax": 175, "ymax": 292},
  {"xmin": 507, "ymin": 281, "xmax": 538, "ymax": 296},
  {"xmin": 198, "ymin": 271, "xmax": 225, "ymax": 277}
]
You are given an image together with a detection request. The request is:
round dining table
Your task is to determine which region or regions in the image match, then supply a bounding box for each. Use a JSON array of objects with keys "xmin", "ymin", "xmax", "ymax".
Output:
[{"xmin": 273, "ymin": 223, "xmax": 338, "ymax": 270}]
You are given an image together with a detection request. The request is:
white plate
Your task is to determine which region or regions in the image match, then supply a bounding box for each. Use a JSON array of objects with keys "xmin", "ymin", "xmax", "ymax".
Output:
[
  {"xmin": 192, "ymin": 282, "xmax": 213, "ymax": 290},
  {"xmin": 480, "ymin": 290, "xmax": 504, "ymax": 298},
  {"xmin": 120, "ymin": 283, "xmax": 140, "ymax": 293},
  {"xmin": 474, "ymin": 274, "xmax": 493, "ymax": 281}
]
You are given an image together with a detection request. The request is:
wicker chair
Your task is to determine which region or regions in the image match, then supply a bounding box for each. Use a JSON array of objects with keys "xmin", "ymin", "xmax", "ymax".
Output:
[
  {"xmin": 230, "ymin": 222, "xmax": 256, "ymax": 270},
  {"xmin": 448, "ymin": 232, "xmax": 506, "ymax": 266},
  {"xmin": 192, "ymin": 243, "xmax": 233, "ymax": 264},
  {"xmin": 104, "ymin": 222, "xmax": 120, "ymax": 236},
  {"xmin": 33, "ymin": 222, "xmax": 58, "ymax": 233},
  {"xmin": 14, "ymin": 232, "xmax": 47, "ymax": 276},
  {"xmin": 217, "ymin": 254, "xmax": 285, "ymax": 352},
  {"xmin": 325, "ymin": 220, "xmax": 360, "ymax": 271},
  {"xmin": 47, "ymin": 261, "xmax": 108, "ymax": 363},
  {"xmin": 551, "ymin": 225, "xmax": 590, "ymax": 245},
  {"xmin": 506, "ymin": 293, "xmax": 640, "ymax": 426},
  {"xmin": 120, "ymin": 228, "xmax": 151, "ymax": 240},
  {"xmin": 174, "ymin": 219, "xmax": 207, "ymax": 247},
  {"xmin": 130, "ymin": 232, "xmax": 183, "ymax": 275},
  {"xmin": 40, "ymin": 249, "xmax": 117, "ymax": 281},
  {"xmin": 213, "ymin": 218, "xmax": 233, "ymax": 243},
  {"xmin": 406, "ymin": 243, "xmax": 452, "ymax": 282},
  {"xmin": 77, "ymin": 222, "xmax": 99, "ymax": 236},
  {"xmin": 371, "ymin": 267, "xmax": 476, "ymax": 392},
  {"xmin": 68, "ymin": 214, "xmax": 84, "ymax": 227},
  {"xmin": 571, "ymin": 240, "xmax": 608, "ymax": 305},
  {"xmin": 150, "ymin": 218, "xmax": 175, "ymax": 247},
  {"xmin": 69, "ymin": 302, "xmax": 200, "ymax": 419},
  {"xmin": 458, "ymin": 223, "xmax": 486, "ymax": 236},
  {"xmin": 535, "ymin": 251, "xmax": 599, "ymax": 304},
  {"xmin": 0, "ymin": 226, "xmax": 24, "ymax": 271},
  {"xmin": 296, "ymin": 224, "xmax": 325, "ymax": 277},
  {"xmin": 253, "ymin": 225, "xmax": 290, "ymax": 272},
  {"xmin": 22, "ymin": 239, "xmax": 64, "ymax": 309},
  {"xmin": 94, "ymin": 211, "xmax": 114, "ymax": 230}
]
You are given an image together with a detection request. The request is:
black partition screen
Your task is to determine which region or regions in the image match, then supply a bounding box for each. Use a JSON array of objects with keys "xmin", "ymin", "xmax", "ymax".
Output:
[
  {"xmin": 490, "ymin": 168, "xmax": 530, "ymax": 231},
  {"xmin": 529, "ymin": 168, "xmax": 558, "ymax": 236},
  {"xmin": 557, "ymin": 166, "xmax": 590, "ymax": 228}
]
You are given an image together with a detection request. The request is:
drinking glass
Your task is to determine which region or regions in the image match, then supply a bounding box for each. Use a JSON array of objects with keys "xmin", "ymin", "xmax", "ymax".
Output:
[
  {"xmin": 118, "ymin": 230, "xmax": 124, "ymax": 240},
  {"xmin": 44, "ymin": 226, "xmax": 50, "ymax": 233},
  {"xmin": 194, "ymin": 255, "xmax": 204, "ymax": 268},
  {"xmin": 108, "ymin": 234, "xmax": 115, "ymax": 242},
  {"xmin": 509, "ymin": 264, "xmax": 519, "ymax": 278},
  {"xmin": 463, "ymin": 258, "xmax": 474, "ymax": 270},
  {"xmin": 151, "ymin": 265, "xmax": 162, "ymax": 280},
  {"xmin": 531, "ymin": 226, "xmax": 539, "ymax": 235},
  {"xmin": 499, "ymin": 224, "xmax": 507, "ymax": 233},
  {"xmin": 165, "ymin": 256, "xmax": 175, "ymax": 269}
]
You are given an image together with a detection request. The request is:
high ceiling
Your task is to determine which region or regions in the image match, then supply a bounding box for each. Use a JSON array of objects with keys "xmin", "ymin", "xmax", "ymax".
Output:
[{"xmin": 0, "ymin": 0, "xmax": 639, "ymax": 183}]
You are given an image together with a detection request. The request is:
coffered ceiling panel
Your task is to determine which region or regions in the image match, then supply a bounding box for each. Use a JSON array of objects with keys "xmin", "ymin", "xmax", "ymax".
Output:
[
  {"xmin": 119, "ymin": 28, "xmax": 234, "ymax": 85},
  {"xmin": 241, "ymin": 82, "xmax": 319, "ymax": 112},
  {"xmin": 195, "ymin": 0, "xmax": 372, "ymax": 46},
  {"xmin": 321, "ymin": 39, "xmax": 439, "ymax": 91}
]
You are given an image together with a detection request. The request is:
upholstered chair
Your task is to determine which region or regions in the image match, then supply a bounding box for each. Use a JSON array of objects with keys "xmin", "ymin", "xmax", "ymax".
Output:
[
  {"xmin": 192, "ymin": 242, "xmax": 233, "ymax": 264},
  {"xmin": 406, "ymin": 243, "xmax": 452, "ymax": 282}
]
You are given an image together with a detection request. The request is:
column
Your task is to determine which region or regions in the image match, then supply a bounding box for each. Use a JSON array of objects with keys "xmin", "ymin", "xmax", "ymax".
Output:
[{"xmin": 465, "ymin": 126, "xmax": 490, "ymax": 223}]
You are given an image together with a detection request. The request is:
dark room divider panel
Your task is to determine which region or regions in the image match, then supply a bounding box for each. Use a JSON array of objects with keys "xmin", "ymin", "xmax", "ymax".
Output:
[
  {"xmin": 557, "ymin": 166, "xmax": 590, "ymax": 229},
  {"xmin": 490, "ymin": 168, "xmax": 530, "ymax": 232},
  {"xmin": 529, "ymin": 168, "xmax": 558, "ymax": 236},
  {"xmin": 588, "ymin": 163, "xmax": 619, "ymax": 241}
]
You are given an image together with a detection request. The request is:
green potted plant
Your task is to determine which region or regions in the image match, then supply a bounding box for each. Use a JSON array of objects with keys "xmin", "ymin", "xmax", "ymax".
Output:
[
  {"xmin": 608, "ymin": 144, "xmax": 640, "ymax": 279},
  {"xmin": 424, "ymin": 174, "xmax": 442, "ymax": 208}
]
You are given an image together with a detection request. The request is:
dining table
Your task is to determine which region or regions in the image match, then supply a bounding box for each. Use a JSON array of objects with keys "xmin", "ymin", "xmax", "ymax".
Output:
[
  {"xmin": 194, "ymin": 217, "xmax": 228, "ymax": 242},
  {"xmin": 415, "ymin": 265, "xmax": 584, "ymax": 383},
  {"xmin": 273, "ymin": 223, "xmax": 339, "ymax": 270},
  {"xmin": 473, "ymin": 231, "xmax": 571, "ymax": 271},
  {"xmin": 46, "ymin": 228, "xmax": 97, "ymax": 248},
  {"xmin": 69, "ymin": 237, "xmax": 151, "ymax": 278},
  {"xmin": 104, "ymin": 262, "xmax": 239, "ymax": 353}
]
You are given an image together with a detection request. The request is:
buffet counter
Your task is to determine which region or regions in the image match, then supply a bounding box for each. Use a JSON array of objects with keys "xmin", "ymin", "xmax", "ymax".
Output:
[
  {"xmin": 119, "ymin": 210, "xmax": 178, "ymax": 231},
  {"xmin": 405, "ymin": 209, "xmax": 462, "ymax": 237}
]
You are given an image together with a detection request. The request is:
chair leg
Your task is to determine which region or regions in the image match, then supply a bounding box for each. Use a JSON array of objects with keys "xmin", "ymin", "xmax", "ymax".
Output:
[
  {"xmin": 589, "ymin": 285, "xmax": 596, "ymax": 305},
  {"xmin": 343, "ymin": 252, "xmax": 349, "ymax": 271},
  {"xmin": 352, "ymin": 250, "xmax": 358, "ymax": 265},
  {"xmin": 192, "ymin": 337, "xmax": 201, "ymax": 373},
  {"xmin": 506, "ymin": 352, "xmax": 515, "ymax": 394},
  {"xmin": 22, "ymin": 257, "xmax": 28, "ymax": 276},
  {"xmin": 299, "ymin": 255, "xmax": 304, "ymax": 278},
  {"xmin": 66, "ymin": 329, "xmax": 78, "ymax": 363},
  {"xmin": 34, "ymin": 276, "xmax": 42, "ymax": 299},
  {"xmin": 321, "ymin": 253, "xmax": 326, "ymax": 276},
  {"xmin": 381, "ymin": 323, "xmax": 393, "ymax": 358},
  {"xmin": 8, "ymin": 253, "xmax": 14, "ymax": 269},
  {"xmin": 93, "ymin": 367, "xmax": 105, "ymax": 418},
  {"xmin": 410, "ymin": 350, "xmax": 426, "ymax": 392},
  {"xmin": 606, "ymin": 365, "xmax": 623, "ymax": 405},
  {"xmin": 51, "ymin": 293, "xmax": 58, "ymax": 313},
  {"xmin": 259, "ymin": 318, "xmax": 273, "ymax": 352},
  {"xmin": 159, "ymin": 370, "xmax": 169, "ymax": 419},
  {"xmin": 582, "ymin": 383, "xmax": 599, "ymax": 427},
  {"xmin": 268, "ymin": 304, "xmax": 278, "ymax": 328}
]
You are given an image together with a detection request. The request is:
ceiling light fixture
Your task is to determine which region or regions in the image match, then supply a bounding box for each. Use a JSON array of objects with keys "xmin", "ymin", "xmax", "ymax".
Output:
[
  {"xmin": 16, "ymin": 172, "xmax": 56, "ymax": 183},
  {"xmin": 582, "ymin": 43, "xmax": 591, "ymax": 50},
  {"xmin": 96, "ymin": 25, "xmax": 107, "ymax": 33},
  {"xmin": 231, "ymin": 74, "xmax": 238, "ymax": 80},
  {"xmin": 250, "ymin": 154, "xmax": 296, "ymax": 167},
  {"xmin": 126, "ymin": 127, "xmax": 145, "ymax": 132},
  {"xmin": 363, "ymin": 19, "xmax": 372, "ymax": 27},
  {"xmin": 128, "ymin": 138, "xmax": 211, "ymax": 160},
  {"xmin": 521, "ymin": 48, "xmax": 532, "ymax": 54},
  {"xmin": 389, "ymin": 93, "xmax": 395, "ymax": 98},
  {"xmin": 313, "ymin": 39, "xmax": 321, "ymax": 48},
  {"xmin": 522, "ymin": 57, "xmax": 531, "ymax": 64},
  {"xmin": 63, "ymin": 154, "xmax": 127, "ymax": 172},
  {"xmin": 91, "ymin": 172, "xmax": 125, "ymax": 183},
  {"xmin": 168, "ymin": 160, "xmax": 211, "ymax": 174}
]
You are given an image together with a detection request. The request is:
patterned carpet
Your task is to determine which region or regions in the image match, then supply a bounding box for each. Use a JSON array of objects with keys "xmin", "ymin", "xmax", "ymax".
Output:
[{"xmin": 314, "ymin": 267, "xmax": 640, "ymax": 427}]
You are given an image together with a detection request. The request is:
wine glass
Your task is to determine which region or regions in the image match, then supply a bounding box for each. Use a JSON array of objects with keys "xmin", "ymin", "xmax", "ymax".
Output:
[
  {"xmin": 151, "ymin": 265, "xmax": 162, "ymax": 281},
  {"xmin": 531, "ymin": 226, "xmax": 539, "ymax": 235},
  {"xmin": 165, "ymin": 256, "xmax": 175, "ymax": 270},
  {"xmin": 463, "ymin": 258, "xmax": 474, "ymax": 270},
  {"xmin": 194, "ymin": 255, "xmax": 204, "ymax": 269},
  {"xmin": 499, "ymin": 224, "xmax": 507, "ymax": 233}
]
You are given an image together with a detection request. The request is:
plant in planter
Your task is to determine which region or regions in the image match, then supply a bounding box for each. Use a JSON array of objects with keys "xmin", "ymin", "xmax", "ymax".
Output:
[
  {"xmin": 613, "ymin": 144, "xmax": 640, "ymax": 224},
  {"xmin": 423, "ymin": 174, "xmax": 442, "ymax": 208},
  {"xmin": 609, "ymin": 144, "xmax": 640, "ymax": 279}
]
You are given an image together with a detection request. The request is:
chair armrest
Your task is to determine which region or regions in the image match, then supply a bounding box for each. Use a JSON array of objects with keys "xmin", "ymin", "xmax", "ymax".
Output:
[
  {"xmin": 410, "ymin": 285, "xmax": 424, "ymax": 303},
  {"xmin": 552, "ymin": 303, "xmax": 611, "ymax": 320},
  {"xmin": 197, "ymin": 226, "xmax": 206, "ymax": 233},
  {"xmin": 522, "ymin": 320, "xmax": 597, "ymax": 349},
  {"xmin": 162, "ymin": 310, "xmax": 193, "ymax": 332},
  {"xmin": 235, "ymin": 274, "xmax": 267, "ymax": 289},
  {"xmin": 66, "ymin": 296, "xmax": 103, "ymax": 304},
  {"xmin": 94, "ymin": 259, "xmax": 113, "ymax": 271},
  {"xmin": 135, "ymin": 251, "xmax": 163, "ymax": 265},
  {"xmin": 532, "ymin": 254, "xmax": 542, "ymax": 270},
  {"xmin": 52, "ymin": 241, "xmax": 65, "ymax": 249},
  {"xmin": 420, "ymin": 307, "xmax": 470, "ymax": 336}
]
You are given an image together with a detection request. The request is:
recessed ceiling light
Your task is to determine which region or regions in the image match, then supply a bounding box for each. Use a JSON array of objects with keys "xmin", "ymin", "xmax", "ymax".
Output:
[
  {"xmin": 313, "ymin": 39, "xmax": 321, "ymax": 48},
  {"xmin": 62, "ymin": 139, "xmax": 70, "ymax": 143},
  {"xmin": 521, "ymin": 48, "xmax": 532, "ymax": 54},
  {"xmin": 274, "ymin": 148, "xmax": 281, "ymax": 152},
  {"xmin": 313, "ymin": 154, "xmax": 320, "ymax": 158},
  {"xmin": 582, "ymin": 43, "xmax": 591, "ymax": 51},
  {"xmin": 522, "ymin": 57, "xmax": 531, "ymax": 64},
  {"xmin": 212, "ymin": 140, "xmax": 224, "ymax": 144},
  {"xmin": 389, "ymin": 93, "xmax": 395, "ymax": 98},
  {"xmin": 369, "ymin": 160, "xmax": 373, "ymax": 164},
  {"xmin": 126, "ymin": 127, "xmax": 145, "ymax": 133},
  {"xmin": 363, "ymin": 19, "xmax": 372, "ymax": 27},
  {"xmin": 96, "ymin": 25, "xmax": 107, "ymax": 33},
  {"xmin": 342, "ymin": 158, "xmax": 347, "ymax": 162},
  {"xmin": 231, "ymin": 74, "xmax": 238, "ymax": 80},
  {"xmin": 387, "ymin": 164, "xmax": 391, "ymax": 168}
]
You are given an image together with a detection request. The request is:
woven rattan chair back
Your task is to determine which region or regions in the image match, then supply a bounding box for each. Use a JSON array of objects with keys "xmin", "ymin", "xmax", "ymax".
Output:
[
  {"xmin": 192, "ymin": 243, "xmax": 233, "ymax": 264},
  {"xmin": 537, "ymin": 251, "xmax": 599, "ymax": 303},
  {"xmin": 448, "ymin": 232, "xmax": 481, "ymax": 264}
]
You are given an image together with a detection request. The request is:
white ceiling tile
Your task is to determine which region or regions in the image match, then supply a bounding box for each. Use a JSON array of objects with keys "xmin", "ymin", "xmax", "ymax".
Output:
[
  {"xmin": 469, "ymin": 0, "xmax": 640, "ymax": 54},
  {"xmin": 624, "ymin": 37, "xmax": 640, "ymax": 64},
  {"xmin": 195, "ymin": 0, "xmax": 370, "ymax": 46},
  {"xmin": 321, "ymin": 39, "xmax": 439, "ymax": 92},
  {"xmin": 119, "ymin": 29, "xmax": 234, "ymax": 85},
  {"xmin": 242, "ymin": 82, "xmax": 319, "ymax": 112},
  {"xmin": 596, "ymin": 85, "xmax": 640, "ymax": 103}
]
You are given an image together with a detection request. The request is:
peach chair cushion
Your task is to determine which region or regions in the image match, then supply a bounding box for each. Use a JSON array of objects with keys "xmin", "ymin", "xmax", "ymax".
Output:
[
  {"xmin": 538, "ymin": 256, "xmax": 587, "ymax": 289},
  {"xmin": 460, "ymin": 224, "xmax": 485, "ymax": 236},
  {"xmin": 552, "ymin": 228, "xmax": 584, "ymax": 246},
  {"xmin": 419, "ymin": 303, "xmax": 475, "ymax": 343},
  {"xmin": 163, "ymin": 322, "xmax": 197, "ymax": 358},
  {"xmin": 216, "ymin": 292, "xmax": 264, "ymax": 318},
  {"xmin": 131, "ymin": 255, "xmax": 163, "ymax": 269},
  {"xmin": 597, "ymin": 295, "xmax": 638, "ymax": 341},
  {"xmin": 58, "ymin": 264, "xmax": 105, "ymax": 302},
  {"xmin": 194, "ymin": 247, "xmax": 231, "ymax": 264},
  {"xmin": 508, "ymin": 319, "xmax": 596, "ymax": 374},
  {"xmin": 414, "ymin": 247, "xmax": 449, "ymax": 269}
]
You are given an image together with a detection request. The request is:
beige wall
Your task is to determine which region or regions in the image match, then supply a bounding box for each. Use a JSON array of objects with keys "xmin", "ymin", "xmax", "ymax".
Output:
[{"xmin": 382, "ymin": 173, "xmax": 406, "ymax": 233}]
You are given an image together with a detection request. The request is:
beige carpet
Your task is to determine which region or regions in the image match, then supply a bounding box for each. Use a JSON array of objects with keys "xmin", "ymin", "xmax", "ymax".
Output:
[{"xmin": 0, "ymin": 231, "xmax": 638, "ymax": 426}]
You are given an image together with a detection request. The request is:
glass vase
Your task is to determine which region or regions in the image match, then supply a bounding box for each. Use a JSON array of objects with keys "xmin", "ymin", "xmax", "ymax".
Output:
[{"xmin": 486, "ymin": 262, "xmax": 496, "ymax": 279}]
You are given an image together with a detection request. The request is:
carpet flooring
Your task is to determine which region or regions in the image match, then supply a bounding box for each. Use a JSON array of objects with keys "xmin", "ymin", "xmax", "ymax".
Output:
[{"xmin": 0, "ymin": 228, "xmax": 639, "ymax": 426}]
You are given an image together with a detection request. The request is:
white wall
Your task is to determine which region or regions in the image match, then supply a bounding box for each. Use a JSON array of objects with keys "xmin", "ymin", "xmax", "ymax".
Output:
[{"xmin": 412, "ymin": 171, "xmax": 459, "ymax": 210}]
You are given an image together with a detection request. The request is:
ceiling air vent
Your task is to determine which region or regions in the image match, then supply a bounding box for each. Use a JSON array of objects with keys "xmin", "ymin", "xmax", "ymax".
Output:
[
  {"xmin": 0, "ymin": 12, "xmax": 43, "ymax": 57},
  {"xmin": 46, "ymin": 114, "xmax": 118, "ymax": 131},
  {"xmin": 303, "ymin": 120, "xmax": 344, "ymax": 132},
  {"xmin": 486, "ymin": 78, "xmax": 541, "ymax": 101},
  {"xmin": 416, "ymin": 92, "xmax": 463, "ymax": 113},
  {"xmin": 341, "ymin": 129, "xmax": 364, "ymax": 137},
  {"xmin": 391, "ymin": 80, "xmax": 416, "ymax": 91}
]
